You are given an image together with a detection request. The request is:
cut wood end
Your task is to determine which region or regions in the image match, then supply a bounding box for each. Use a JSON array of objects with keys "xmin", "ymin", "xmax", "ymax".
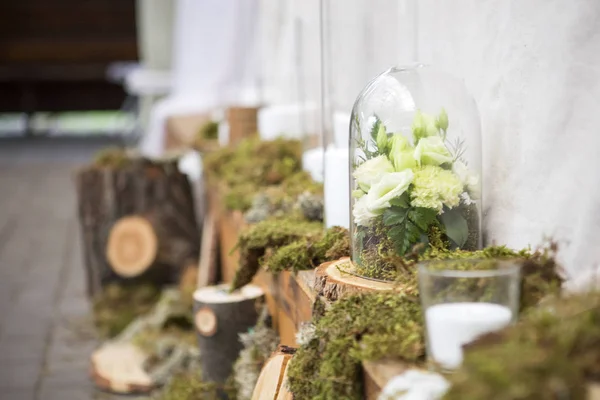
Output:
[
  {"xmin": 195, "ymin": 306, "xmax": 218, "ymax": 336},
  {"xmin": 106, "ymin": 216, "xmax": 158, "ymax": 278},
  {"xmin": 90, "ymin": 342, "xmax": 154, "ymax": 394},
  {"xmin": 315, "ymin": 258, "xmax": 398, "ymax": 301},
  {"xmin": 251, "ymin": 348, "xmax": 294, "ymax": 400},
  {"xmin": 193, "ymin": 283, "xmax": 264, "ymax": 304}
]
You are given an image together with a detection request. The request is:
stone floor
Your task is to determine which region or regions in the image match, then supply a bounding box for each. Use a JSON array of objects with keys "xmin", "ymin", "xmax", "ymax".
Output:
[{"xmin": 0, "ymin": 137, "xmax": 145, "ymax": 400}]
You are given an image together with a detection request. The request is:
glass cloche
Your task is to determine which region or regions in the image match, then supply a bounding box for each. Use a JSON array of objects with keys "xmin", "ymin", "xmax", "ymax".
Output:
[{"xmin": 349, "ymin": 64, "xmax": 482, "ymax": 280}]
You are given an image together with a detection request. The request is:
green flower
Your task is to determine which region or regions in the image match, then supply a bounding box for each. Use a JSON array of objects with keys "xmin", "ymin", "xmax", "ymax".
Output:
[
  {"xmin": 389, "ymin": 134, "xmax": 417, "ymax": 172},
  {"xmin": 365, "ymin": 170, "xmax": 414, "ymax": 212},
  {"xmin": 375, "ymin": 122, "xmax": 389, "ymax": 153},
  {"xmin": 353, "ymin": 155, "xmax": 394, "ymax": 191},
  {"xmin": 412, "ymin": 110, "xmax": 438, "ymax": 142},
  {"xmin": 436, "ymin": 108, "xmax": 449, "ymax": 132},
  {"xmin": 410, "ymin": 165, "xmax": 462, "ymax": 212},
  {"xmin": 414, "ymin": 136, "xmax": 453, "ymax": 166}
]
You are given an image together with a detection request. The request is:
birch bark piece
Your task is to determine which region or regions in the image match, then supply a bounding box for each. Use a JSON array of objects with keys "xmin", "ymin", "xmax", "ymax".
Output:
[
  {"xmin": 314, "ymin": 258, "xmax": 397, "ymax": 301},
  {"xmin": 251, "ymin": 345, "xmax": 296, "ymax": 400},
  {"xmin": 107, "ymin": 216, "xmax": 158, "ymax": 277},
  {"xmin": 275, "ymin": 360, "xmax": 294, "ymax": 400},
  {"xmin": 90, "ymin": 342, "xmax": 154, "ymax": 394},
  {"xmin": 193, "ymin": 283, "xmax": 265, "ymax": 384}
]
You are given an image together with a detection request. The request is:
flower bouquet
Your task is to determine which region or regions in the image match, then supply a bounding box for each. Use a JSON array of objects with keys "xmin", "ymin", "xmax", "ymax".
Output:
[{"xmin": 351, "ymin": 109, "xmax": 481, "ymax": 279}]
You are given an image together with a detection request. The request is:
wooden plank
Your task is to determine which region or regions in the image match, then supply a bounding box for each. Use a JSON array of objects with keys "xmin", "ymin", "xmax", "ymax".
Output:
[
  {"xmin": 0, "ymin": 38, "xmax": 137, "ymax": 63},
  {"xmin": 362, "ymin": 359, "xmax": 411, "ymax": 400},
  {"xmin": 213, "ymin": 185, "xmax": 318, "ymax": 346},
  {"xmin": 165, "ymin": 113, "xmax": 211, "ymax": 152}
]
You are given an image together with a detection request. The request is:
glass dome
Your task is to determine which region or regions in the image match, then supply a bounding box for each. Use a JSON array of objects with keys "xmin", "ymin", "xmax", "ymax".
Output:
[{"xmin": 349, "ymin": 64, "xmax": 482, "ymax": 280}]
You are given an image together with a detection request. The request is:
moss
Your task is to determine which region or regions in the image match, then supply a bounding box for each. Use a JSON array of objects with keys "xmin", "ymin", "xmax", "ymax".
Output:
[
  {"xmin": 233, "ymin": 307, "xmax": 279, "ymax": 400},
  {"xmin": 199, "ymin": 120, "xmax": 219, "ymax": 140},
  {"xmin": 353, "ymin": 218, "xmax": 400, "ymax": 281},
  {"xmin": 93, "ymin": 147, "xmax": 130, "ymax": 168},
  {"xmin": 205, "ymin": 137, "xmax": 302, "ymax": 191},
  {"xmin": 231, "ymin": 222, "xmax": 350, "ymax": 289},
  {"xmin": 350, "ymin": 242, "xmax": 563, "ymax": 311},
  {"xmin": 287, "ymin": 292, "xmax": 424, "ymax": 400},
  {"xmin": 132, "ymin": 319, "xmax": 196, "ymax": 355},
  {"xmin": 445, "ymin": 292, "xmax": 600, "ymax": 400},
  {"xmin": 230, "ymin": 217, "xmax": 324, "ymax": 290},
  {"xmin": 92, "ymin": 283, "xmax": 161, "ymax": 338},
  {"xmin": 159, "ymin": 372, "xmax": 238, "ymax": 400},
  {"xmin": 267, "ymin": 226, "xmax": 351, "ymax": 274}
]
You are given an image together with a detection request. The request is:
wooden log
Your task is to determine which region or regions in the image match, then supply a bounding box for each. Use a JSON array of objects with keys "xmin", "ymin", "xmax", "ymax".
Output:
[
  {"xmin": 251, "ymin": 345, "xmax": 296, "ymax": 400},
  {"xmin": 75, "ymin": 157, "xmax": 200, "ymax": 297},
  {"xmin": 314, "ymin": 258, "xmax": 397, "ymax": 301},
  {"xmin": 193, "ymin": 283, "xmax": 265, "ymax": 384},
  {"xmin": 227, "ymin": 106, "xmax": 258, "ymax": 146}
]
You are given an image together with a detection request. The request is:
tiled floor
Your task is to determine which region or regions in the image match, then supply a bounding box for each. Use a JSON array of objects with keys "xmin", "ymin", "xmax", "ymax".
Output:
[{"xmin": 0, "ymin": 137, "xmax": 143, "ymax": 400}]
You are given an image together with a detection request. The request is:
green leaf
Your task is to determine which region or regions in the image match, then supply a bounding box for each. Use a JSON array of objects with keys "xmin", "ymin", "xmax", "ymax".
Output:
[
  {"xmin": 389, "ymin": 193, "xmax": 410, "ymax": 208},
  {"xmin": 440, "ymin": 208, "xmax": 469, "ymax": 248},
  {"xmin": 370, "ymin": 116, "xmax": 382, "ymax": 142},
  {"xmin": 383, "ymin": 206, "xmax": 408, "ymax": 226},
  {"xmin": 408, "ymin": 207, "xmax": 438, "ymax": 231}
]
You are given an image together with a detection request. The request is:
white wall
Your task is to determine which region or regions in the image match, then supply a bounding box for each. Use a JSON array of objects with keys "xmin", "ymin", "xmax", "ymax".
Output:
[
  {"xmin": 414, "ymin": 0, "xmax": 600, "ymax": 278},
  {"xmin": 258, "ymin": 0, "xmax": 600, "ymax": 278}
]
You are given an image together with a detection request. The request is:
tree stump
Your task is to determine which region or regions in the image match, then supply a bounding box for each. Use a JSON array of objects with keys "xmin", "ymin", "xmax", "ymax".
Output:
[
  {"xmin": 314, "ymin": 258, "xmax": 397, "ymax": 302},
  {"xmin": 251, "ymin": 345, "xmax": 296, "ymax": 400},
  {"xmin": 76, "ymin": 156, "xmax": 200, "ymax": 297},
  {"xmin": 193, "ymin": 284, "xmax": 265, "ymax": 384}
]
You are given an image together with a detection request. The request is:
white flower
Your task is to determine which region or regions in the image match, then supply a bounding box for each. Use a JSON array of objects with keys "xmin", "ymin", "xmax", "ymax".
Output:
[
  {"xmin": 414, "ymin": 136, "xmax": 453, "ymax": 166},
  {"xmin": 353, "ymin": 155, "xmax": 394, "ymax": 191},
  {"xmin": 460, "ymin": 192, "xmax": 475, "ymax": 205},
  {"xmin": 353, "ymin": 195, "xmax": 379, "ymax": 227},
  {"xmin": 379, "ymin": 370, "xmax": 449, "ymax": 400},
  {"xmin": 366, "ymin": 170, "xmax": 414, "ymax": 212},
  {"xmin": 453, "ymin": 161, "xmax": 481, "ymax": 200}
]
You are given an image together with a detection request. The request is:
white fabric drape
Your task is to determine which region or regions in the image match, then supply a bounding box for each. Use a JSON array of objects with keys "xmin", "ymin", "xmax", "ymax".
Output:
[{"xmin": 139, "ymin": 0, "xmax": 260, "ymax": 157}]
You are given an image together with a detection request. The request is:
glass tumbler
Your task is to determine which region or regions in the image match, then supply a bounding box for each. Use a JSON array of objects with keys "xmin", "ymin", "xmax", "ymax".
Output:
[{"xmin": 418, "ymin": 259, "xmax": 521, "ymax": 371}]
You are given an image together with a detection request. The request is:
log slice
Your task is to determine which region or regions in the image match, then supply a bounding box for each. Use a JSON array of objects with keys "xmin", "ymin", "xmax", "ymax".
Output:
[
  {"xmin": 314, "ymin": 258, "xmax": 397, "ymax": 302},
  {"xmin": 193, "ymin": 283, "xmax": 265, "ymax": 384}
]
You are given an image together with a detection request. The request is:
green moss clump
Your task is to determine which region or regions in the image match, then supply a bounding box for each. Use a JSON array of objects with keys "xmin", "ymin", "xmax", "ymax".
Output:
[
  {"xmin": 267, "ymin": 226, "xmax": 350, "ymax": 274},
  {"xmin": 445, "ymin": 292, "xmax": 600, "ymax": 400},
  {"xmin": 92, "ymin": 283, "xmax": 161, "ymax": 338},
  {"xmin": 230, "ymin": 217, "xmax": 324, "ymax": 290},
  {"xmin": 198, "ymin": 121, "xmax": 219, "ymax": 140},
  {"xmin": 93, "ymin": 147, "xmax": 130, "ymax": 168},
  {"xmin": 204, "ymin": 138, "xmax": 304, "ymax": 211},
  {"xmin": 159, "ymin": 372, "xmax": 238, "ymax": 400},
  {"xmin": 231, "ymin": 221, "xmax": 350, "ymax": 290},
  {"xmin": 287, "ymin": 292, "xmax": 423, "ymax": 400},
  {"xmin": 351, "ymin": 243, "xmax": 563, "ymax": 312}
]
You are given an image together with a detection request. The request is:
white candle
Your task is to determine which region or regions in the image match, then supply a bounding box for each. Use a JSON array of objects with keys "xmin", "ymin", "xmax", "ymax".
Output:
[
  {"xmin": 324, "ymin": 145, "xmax": 349, "ymax": 229},
  {"xmin": 333, "ymin": 111, "xmax": 351, "ymax": 148},
  {"xmin": 258, "ymin": 103, "xmax": 319, "ymax": 140},
  {"xmin": 302, "ymin": 147, "xmax": 324, "ymax": 183},
  {"xmin": 425, "ymin": 302, "xmax": 513, "ymax": 369}
]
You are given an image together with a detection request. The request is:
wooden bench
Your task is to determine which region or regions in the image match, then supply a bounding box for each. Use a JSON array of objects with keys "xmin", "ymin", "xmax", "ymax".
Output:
[{"xmin": 0, "ymin": 1, "xmax": 138, "ymax": 116}]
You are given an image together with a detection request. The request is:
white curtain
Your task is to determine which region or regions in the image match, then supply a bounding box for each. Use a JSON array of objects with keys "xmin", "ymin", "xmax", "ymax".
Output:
[{"xmin": 139, "ymin": 0, "xmax": 260, "ymax": 157}]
